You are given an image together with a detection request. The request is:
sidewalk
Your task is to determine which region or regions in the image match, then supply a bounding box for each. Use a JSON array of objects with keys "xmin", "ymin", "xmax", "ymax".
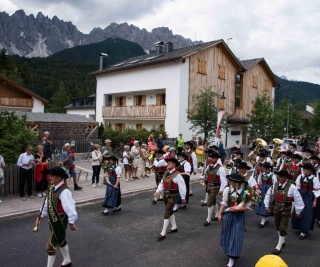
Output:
[{"xmin": 0, "ymin": 161, "xmax": 200, "ymax": 219}]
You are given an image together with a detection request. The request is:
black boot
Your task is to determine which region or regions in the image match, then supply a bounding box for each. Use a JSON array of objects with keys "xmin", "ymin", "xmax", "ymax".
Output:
[{"xmin": 74, "ymin": 184, "xmax": 82, "ymax": 190}]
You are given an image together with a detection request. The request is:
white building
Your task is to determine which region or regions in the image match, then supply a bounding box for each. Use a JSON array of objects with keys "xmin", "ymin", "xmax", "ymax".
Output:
[{"xmin": 65, "ymin": 94, "xmax": 96, "ymax": 120}]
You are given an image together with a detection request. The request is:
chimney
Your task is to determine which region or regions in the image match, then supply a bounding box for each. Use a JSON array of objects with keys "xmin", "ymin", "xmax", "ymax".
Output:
[
  {"xmin": 155, "ymin": 41, "xmax": 164, "ymax": 54},
  {"xmin": 166, "ymin": 42, "xmax": 174, "ymax": 52},
  {"xmin": 99, "ymin": 53, "xmax": 108, "ymax": 70}
]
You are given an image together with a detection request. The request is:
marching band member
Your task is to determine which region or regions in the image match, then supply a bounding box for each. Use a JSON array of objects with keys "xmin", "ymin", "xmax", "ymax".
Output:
[
  {"xmin": 253, "ymin": 152, "xmax": 268, "ymax": 180},
  {"xmin": 255, "ymin": 162, "xmax": 277, "ymax": 228},
  {"xmin": 237, "ymin": 162, "xmax": 257, "ymax": 188},
  {"xmin": 264, "ymin": 170, "xmax": 304, "ymax": 255},
  {"xmin": 173, "ymin": 152, "xmax": 191, "ymax": 211},
  {"xmin": 292, "ymin": 163, "xmax": 320, "ymax": 240},
  {"xmin": 203, "ymin": 152, "xmax": 227, "ymax": 225},
  {"xmin": 228, "ymin": 158, "xmax": 242, "ymax": 175},
  {"xmin": 199, "ymin": 148, "xmax": 214, "ymax": 206},
  {"xmin": 279, "ymin": 151, "xmax": 293, "ymax": 171},
  {"xmin": 154, "ymin": 157, "xmax": 186, "ymax": 241},
  {"xmin": 302, "ymin": 148, "xmax": 314, "ymax": 164},
  {"xmin": 275, "ymin": 150, "xmax": 287, "ymax": 171},
  {"xmin": 152, "ymin": 149, "xmax": 168, "ymax": 203},
  {"xmin": 287, "ymin": 154, "xmax": 303, "ymax": 184},
  {"xmin": 289, "ymin": 143, "xmax": 297, "ymax": 154},
  {"xmin": 184, "ymin": 141, "xmax": 198, "ymax": 196},
  {"xmin": 311, "ymin": 156, "xmax": 320, "ymax": 227},
  {"xmin": 209, "ymin": 145, "xmax": 223, "ymax": 165}
]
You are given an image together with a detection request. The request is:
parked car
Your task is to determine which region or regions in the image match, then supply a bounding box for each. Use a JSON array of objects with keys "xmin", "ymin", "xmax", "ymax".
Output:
[{"xmin": 280, "ymin": 138, "xmax": 299, "ymax": 151}]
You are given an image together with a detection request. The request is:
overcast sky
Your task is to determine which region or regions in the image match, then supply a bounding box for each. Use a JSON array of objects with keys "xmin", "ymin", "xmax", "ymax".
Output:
[{"xmin": 2, "ymin": 0, "xmax": 320, "ymax": 85}]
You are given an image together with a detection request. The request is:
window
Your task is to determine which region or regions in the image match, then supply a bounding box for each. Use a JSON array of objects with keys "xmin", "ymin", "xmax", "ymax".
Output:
[
  {"xmin": 235, "ymin": 74, "xmax": 243, "ymax": 108},
  {"xmin": 218, "ymin": 65, "xmax": 226, "ymax": 79},
  {"xmin": 136, "ymin": 124, "xmax": 142, "ymax": 131},
  {"xmin": 159, "ymin": 124, "xmax": 165, "ymax": 131},
  {"xmin": 115, "ymin": 96, "xmax": 126, "ymax": 106},
  {"xmin": 264, "ymin": 79, "xmax": 270, "ymax": 91},
  {"xmin": 156, "ymin": 93, "xmax": 166, "ymax": 106},
  {"xmin": 197, "ymin": 59, "xmax": 207, "ymax": 75},
  {"xmin": 252, "ymin": 76, "xmax": 258, "ymax": 88},
  {"xmin": 114, "ymin": 123, "xmax": 125, "ymax": 131},
  {"xmin": 134, "ymin": 95, "xmax": 146, "ymax": 106},
  {"xmin": 107, "ymin": 95, "xmax": 112, "ymax": 107}
]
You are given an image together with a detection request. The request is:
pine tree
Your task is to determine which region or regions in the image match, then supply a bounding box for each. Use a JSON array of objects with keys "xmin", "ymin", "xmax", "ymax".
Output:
[{"xmin": 46, "ymin": 82, "xmax": 70, "ymax": 113}]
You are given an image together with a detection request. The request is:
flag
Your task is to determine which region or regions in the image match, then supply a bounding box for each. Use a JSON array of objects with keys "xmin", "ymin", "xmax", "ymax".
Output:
[{"xmin": 216, "ymin": 110, "xmax": 225, "ymax": 137}]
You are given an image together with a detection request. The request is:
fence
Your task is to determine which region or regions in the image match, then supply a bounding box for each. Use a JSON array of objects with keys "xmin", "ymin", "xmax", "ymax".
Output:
[{"xmin": 50, "ymin": 138, "xmax": 102, "ymax": 154}]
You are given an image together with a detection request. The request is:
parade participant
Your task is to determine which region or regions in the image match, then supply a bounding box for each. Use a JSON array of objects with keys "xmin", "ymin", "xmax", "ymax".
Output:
[
  {"xmin": 203, "ymin": 152, "xmax": 227, "ymax": 225},
  {"xmin": 154, "ymin": 157, "xmax": 187, "ymax": 240},
  {"xmin": 292, "ymin": 163, "xmax": 320, "ymax": 239},
  {"xmin": 17, "ymin": 145, "xmax": 35, "ymax": 200},
  {"xmin": 302, "ymin": 148, "xmax": 314, "ymax": 164},
  {"xmin": 34, "ymin": 145, "xmax": 49, "ymax": 197},
  {"xmin": 176, "ymin": 134, "xmax": 184, "ymax": 154},
  {"xmin": 173, "ymin": 152, "xmax": 191, "ymax": 211},
  {"xmin": 61, "ymin": 143, "xmax": 82, "ymax": 190},
  {"xmin": 256, "ymin": 162, "xmax": 277, "ymax": 228},
  {"xmin": 279, "ymin": 151, "xmax": 293, "ymax": 171},
  {"xmin": 311, "ymin": 155, "xmax": 320, "ymax": 227},
  {"xmin": 289, "ymin": 143, "xmax": 297, "ymax": 154},
  {"xmin": 234, "ymin": 140, "xmax": 241, "ymax": 150},
  {"xmin": 102, "ymin": 155, "xmax": 122, "ymax": 214},
  {"xmin": 264, "ymin": 170, "xmax": 304, "ymax": 254},
  {"xmin": 275, "ymin": 150, "xmax": 287, "ymax": 171},
  {"xmin": 0, "ymin": 154, "xmax": 5, "ymax": 204},
  {"xmin": 102, "ymin": 139, "xmax": 113, "ymax": 157},
  {"xmin": 168, "ymin": 147, "xmax": 177, "ymax": 159},
  {"xmin": 184, "ymin": 141, "xmax": 198, "ymax": 196},
  {"xmin": 131, "ymin": 140, "xmax": 141, "ymax": 180},
  {"xmin": 153, "ymin": 149, "xmax": 168, "ymax": 203},
  {"xmin": 218, "ymin": 173, "xmax": 251, "ymax": 267},
  {"xmin": 37, "ymin": 166, "xmax": 78, "ymax": 267},
  {"xmin": 199, "ymin": 148, "xmax": 213, "ymax": 206},
  {"xmin": 91, "ymin": 144, "xmax": 102, "ymax": 188},
  {"xmin": 228, "ymin": 158, "xmax": 242, "ymax": 175},
  {"xmin": 253, "ymin": 152, "xmax": 268, "ymax": 179},
  {"xmin": 163, "ymin": 145, "xmax": 171, "ymax": 159},
  {"xmin": 190, "ymin": 134, "xmax": 198, "ymax": 149},
  {"xmin": 287, "ymin": 154, "xmax": 303, "ymax": 184},
  {"xmin": 209, "ymin": 145, "xmax": 223, "ymax": 165},
  {"xmin": 42, "ymin": 131, "xmax": 53, "ymax": 160},
  {"xmin": 237, "ymin": 161, "xmax": 257, "ymax": 188}
]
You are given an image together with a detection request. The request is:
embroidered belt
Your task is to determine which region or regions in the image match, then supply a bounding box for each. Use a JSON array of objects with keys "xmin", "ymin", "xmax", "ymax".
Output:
[{"xmin": 274, "ymin": 201, "xmax": 292, "ymax": 207}]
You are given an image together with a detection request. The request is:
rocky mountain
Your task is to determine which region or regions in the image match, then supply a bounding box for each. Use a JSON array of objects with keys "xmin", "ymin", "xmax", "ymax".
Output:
[{"xmin": 0, "ymin": 10, "xmax": 198, "ymax": 57}]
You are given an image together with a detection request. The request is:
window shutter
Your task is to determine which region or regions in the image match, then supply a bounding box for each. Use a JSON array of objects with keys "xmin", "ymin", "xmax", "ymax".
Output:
[
  {"xmin": 134, "ymin": 96, "xmax": 138, "ymax": 106},
  {"xmin": 115, "ymin": 97, "xmax": 119, "ymax": 106},
  {"xmin": 142, "ymin": 95, "xmax": 146, "ymax": 106},
  {"xmin": 156, "ymin": 94, "xmax": 161, "ymax": 106},
  {"xmin": 122, "ymin": 97, "xmax": 126, "ymax": 106}
]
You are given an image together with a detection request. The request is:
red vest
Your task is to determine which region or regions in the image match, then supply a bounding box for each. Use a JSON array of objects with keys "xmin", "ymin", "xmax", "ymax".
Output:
[
  {"xmin": 300, "ymin": 176, "xmax": 314, "ymax": 191},
  {"xmin": 154, "ymin": 166, "xmax": 167, "ymax": 172},
  {"xmin": 274, "ymin": 181, "xmax": 293, "ymax": 202},
  {"xmin": 288, "ymin": 163, "xmax": 302, "ymax": 182},
  {"xmin": 206, "ymin": 164, "xmax": 221, "ymax": 184},
  {"xmin": 163, "ymin": 170, "xmax": 179, "ymax": 190},
  {"xmin": 53, "ymin": 183, "xmax": 69, "ymax": 214}
]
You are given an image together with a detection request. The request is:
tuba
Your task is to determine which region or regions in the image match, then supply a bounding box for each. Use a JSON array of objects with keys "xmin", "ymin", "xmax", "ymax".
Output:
[
  {"xmin": 226, "ymin": 160, "xmax": 233, "ymax": 169},
  {"xmin": 249, "ymin": 138, "xmax": 267, "ymax": 165},
  {"xmin": 271, "ymin": 138, "xmax": 283, "ymax": 165}
]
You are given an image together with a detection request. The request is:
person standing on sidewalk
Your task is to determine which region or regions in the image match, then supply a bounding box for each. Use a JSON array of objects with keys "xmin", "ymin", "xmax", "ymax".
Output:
[
  {"xmin": 37, "ymin": 166, "xmax": 78, "ymax": 267},
  {"xmin": 0, "ymin": 154, "xmax": 5, "ymax": 203},
  {"xmin": 34, "ymin": 145, "xmax": 49, "ymax": 198},
  {"xmin": 61, "ymin": 143, "xmax": 82, "ymax": 191},
  {"xmin": 176, "ymin": 134, "xmax": 184, "ymax": 154},
  {"xmin": 154, "ymin": 157, "xmax": 187, "ymax": 240},
  {"xmin": 140, "ymin": 143, "xmax": 149, "ymax": 178},
  {"xmin": 17, "ymin": 145, "xmax": 35, "ymax": 200},
  {"xmin": 155, "ymin": 134, "xmax": 164, "ymax": 150},
  {"xmin": 131, "ymin": 141, "xmax": 141, "ymax": 179},
  {"xmin": 92, "ymin": 144, "xmax": 102, "ymax": 188}
]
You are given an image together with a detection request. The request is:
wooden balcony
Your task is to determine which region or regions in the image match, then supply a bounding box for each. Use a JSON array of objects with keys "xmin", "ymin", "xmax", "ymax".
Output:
[
  {"xmin": 0, "ymin": 97, "xmax": 33, "ymax": 108},
  {"xmin": 102, "ymin": 105, "xmax": 166, "ymax": 119}
]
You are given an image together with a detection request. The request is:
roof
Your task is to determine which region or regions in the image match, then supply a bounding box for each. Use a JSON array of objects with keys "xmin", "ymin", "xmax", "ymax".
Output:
[
  {"xmin": 240, "ymin": 58, "xmax": 280, "ymax": 87},
  {"xmin": 14, "ymin": 111, "xmax": 98, "ymax": 123},
  {"xmin": 64, "ymin": 95, "xmax": 96, "ymax": 110},
  {"xmin": 93, "ymin": 39, "xmax": 244, "ymax": 76},
  {"xmin": 0, "ymin": 74, "xmax": 48, "ymax": 104},
  {"xmin": 64, "ymin": 104, "xmax": 95, "ymax": 110}
]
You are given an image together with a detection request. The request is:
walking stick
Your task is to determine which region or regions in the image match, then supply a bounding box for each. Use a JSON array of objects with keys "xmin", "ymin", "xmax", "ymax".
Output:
[{"xmin": 33, "ymin": 183, "xmax": 51, "ymax": 233}]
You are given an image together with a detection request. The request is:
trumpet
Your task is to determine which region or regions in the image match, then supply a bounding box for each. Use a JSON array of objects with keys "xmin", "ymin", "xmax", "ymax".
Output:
[
  {"xmin": 226, "ymin": 161, "xmax": 234, "ymax": 169},
  {"xmin": 145, "ymin": 164, "xmax": 155, "ymax": 174}
]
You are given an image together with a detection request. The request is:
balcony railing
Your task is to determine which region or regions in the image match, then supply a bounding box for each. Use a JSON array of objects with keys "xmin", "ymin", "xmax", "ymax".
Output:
[
  {"xmin": 102, "ymin": 105, "xmax": 166, "ymax": 118},
  {"xmin": 0, "ymin": 97, "xmax": 33, "ymax": 108}
]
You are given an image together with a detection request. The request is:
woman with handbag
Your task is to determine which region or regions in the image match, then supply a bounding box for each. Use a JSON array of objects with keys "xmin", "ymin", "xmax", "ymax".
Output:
[
  {"xmin": 92, "ymin": 144, "xmax": 102, "ymax": 188},
  {"xmin": 34, "ymin": 145, "xmax": 49, "ymax": 197}
]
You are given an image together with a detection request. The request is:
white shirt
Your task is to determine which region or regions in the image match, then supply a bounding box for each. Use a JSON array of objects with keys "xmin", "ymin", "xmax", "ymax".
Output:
[
  {"xmin": 279, "ymin": 158, "xmax": 292, "ymax": 171},
  {"xmin": 295, "ymin": 174, "xmax": 320, "ymax": 190},
  {"xmin": 114, "ymin": 165, "xmax": 122, "ymax": 177},
  {"xmin": 264, "ymin": 181, "xmax": 305, "ymax": 214},
  {"xmin": 0, "ymin": 155, "xmax": 5, "ymax": 169},
  {"xmin": 154, "ymin": 157, "xmax": 167, "ymax": 168},
  {"xmin": 180, "ymin": 160, "xmax": 191, "ymax": 176},
  {"xmin": 41, "ymin": 181, "xmax": 78, "ymax": 224},
  {"xmin": 205, "ymin": 162, "xmax": 227, "ymax": 192},
  {"xmin": 221, "ymin": 186, "xmax": 251, "ymax": 208},
  {"xmin": 185, "ymin": 149, "xmax": 198, "ymax": 173},
  {"xmin": 156, "ymin": 169, "xmax": 187, "ymax": 199},
  {"xmin": 17, "ymin": 152, "xmax": 34, "ymax": 170},
  {"xmin": 257, "ymin": 172, "xmax": 277, "ymax": 185},
  {"xmin": 131, "ymin": 146, "xmax": 141, "ymax": 158},
  {"xmin": 242, "ymin": 172, "xmax": 257, "ymax": 188},
  {"xmin": 92, "ymin": 150, "xmax": 102, "ymax": 166},
  {"xmin": 122, "ymin": 151, "xmax": 131, "ymax": 164}
]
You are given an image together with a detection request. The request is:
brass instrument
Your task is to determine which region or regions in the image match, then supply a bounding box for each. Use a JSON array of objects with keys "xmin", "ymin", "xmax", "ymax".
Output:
[
  {"xmin": 271, "ymin": 138, "xmax": 283, "ymax": 165},
  {"xmin": 145, "ymin": 164, "xmax": 155, "ymax": 174},
  {"xmin": 226, "ymin": 160, "xmax": 234, "ymax": 169},
  {"xmin": 249, "ymin": 138, "xmax": 267, "ymax": 165}
]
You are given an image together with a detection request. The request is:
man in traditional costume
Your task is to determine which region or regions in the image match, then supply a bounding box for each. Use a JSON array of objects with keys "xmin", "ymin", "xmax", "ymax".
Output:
[
  {"xmin": 302, "ymin": 148, "xmax": 314, "ymax": 165},
  {"xmin": 153, "ymin": 149, "xmax": 167, "ymax": 203},
  {"xmin": 154, "ymin": 157, "xmax": 186, "ymax": 240},
  {"xmin": 184, "ymin": 141, "xmax": 198, "ymax": 196},
  {"xmin": 37, "ymin": 167, "xmax": 78, "ymax": 267},
  {"xmin": 264, "ymin": 170, "xmax": 304, "ymax": 254},
  {"xmin": 287, "ymin": 154, "xmax": 303, "ymax": 184}
]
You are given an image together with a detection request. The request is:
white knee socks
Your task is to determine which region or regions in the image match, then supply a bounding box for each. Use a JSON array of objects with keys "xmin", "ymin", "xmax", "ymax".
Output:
[
  {"xmin": 207, "ymin": 206, "xmax": 213, "ymax": 222},
  {"xmin": 276, "ymin": 234, "xmax": 286, "ymax": 250},
  {"xmin": 227, "ymin": 257, "xmax": 235, "ymax": 267},
  {"xmin": 161, "ymin": 219, "xmax": 170, "ymax": 236},
  {"xmin": 214, "ymin": 204, "xmax": 219, "ymax": 217},
  {"xmin": 170, "ymin": 214, "xmax": 177, "ymax": 230},
  {"xmin": 47, "ymin": 255, "xmax": 56, "ymax": 267},
  {"xmin": 60, "ymin": 245, "xmax": 71, "ymax": 265}
]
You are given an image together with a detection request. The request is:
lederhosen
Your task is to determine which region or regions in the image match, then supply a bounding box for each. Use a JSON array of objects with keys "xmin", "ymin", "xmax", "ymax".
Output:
[
  {"xmin": 46, "ymin": 184, "xmax": 69, "ymax": 255},
  {"xmin": 103, "ymin": 165, "xmax": 121, "ymax": 208},
  {"xmin": 288, "ymin": 163, "xmax": 302, "ymax": 184},
  {"xmin": 273, "ymin": 181, "xmax": 293, "ymax": 236},
  {"xmin": 205, "ymin": 164, "xmax": 221, "ymax": 207},
  {"xmin": 162, "ymin": 170, "xmax": 180, "ymax": 219},
  {"xmin": 154, "ymin": 158, "xmax": 167, "ymax": 187},
  {"xmin": 176, "ymin": 162, "xmax": 190, "ymax": 204}
]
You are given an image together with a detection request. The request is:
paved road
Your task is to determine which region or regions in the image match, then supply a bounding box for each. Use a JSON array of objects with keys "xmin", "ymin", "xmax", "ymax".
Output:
[{"xmin": 1, "ymin": 185, "xmax": 320, "ymax": 267}]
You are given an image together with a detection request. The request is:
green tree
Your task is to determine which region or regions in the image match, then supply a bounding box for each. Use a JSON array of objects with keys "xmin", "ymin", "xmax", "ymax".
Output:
[
  {"xmin": 0, "ymin": 111, "xmax": 37, "ymax": 164},
  {"xmin": 248, "ymin": 93, "xmax": 275, "ymax": 142},
  {"xmin": 46, "ymin": 82, "xmax": 70, "ymax": 113},
  {"xmin": 186, "ymin": 87, "xmax": 223, "ymax": 144},
  {"xmin": 310, "ymin": 100, "xmax": 320, "ymax": 136}
]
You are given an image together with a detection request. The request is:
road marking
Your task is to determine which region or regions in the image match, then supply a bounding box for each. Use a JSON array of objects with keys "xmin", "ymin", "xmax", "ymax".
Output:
[{"xmin": 75, "ymin": 165, "xmax": 93, "ymax": 173}]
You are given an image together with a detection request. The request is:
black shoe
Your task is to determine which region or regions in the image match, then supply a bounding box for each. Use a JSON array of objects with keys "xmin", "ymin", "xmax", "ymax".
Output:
[
  {"xmin": 60, "ymin": 262, "xmax": 72, "ymax": 267},
  {"xmin": 189, "ymin": 193, "xmax": 193, "ymax": 197},
  {"xmin": 113, "ymin": 208, "xmax": 121, "ymax": 212},
  {"xmin": 299, "ymin": 233, "xmax": 306, "ymax": 240},
  {"xmin": 158, "ymin": 198, "xmax": 164, "ymax": 201},
  {"xmin": 272, "ymin": 248, "xmax": 280, "ymax": 255},
  {"xmin": 101, "ymin": 211, "xmax": 109, "ymax": 215},
  {"xmin": 211, "ymin": 217, "xmax": 218, "ymax": 221},
  {"xmin": 201, "ymin": 203, "xmax": 207, "ymax": 206},
  {"xmin": 168, "ymin": 228, "xmax": 178, "ymax": 234},
  {"xmin": 259, "ymin": 223, "xmax": 265, "ymax": 228},
  {"xmin": 74, "ymin": 184, "xmax": 82, "ymax": 190},
  {"xmin": 173, "ymin": 209, "xmax": 178, "ymax": 213},
  {"xmin": 203, "ymin": 221, "xmax": 210, "ymax": 226},
  {"xmin": 158, "ymin": 235, "xmax": 166, "ymax": 241},
  {"xmin": 152, "ymin": 200, "xmax": 157, "ymax": 204},
  {"xmin": 179, "ymin": 205, "xmax": 187, "ymax": 209}
]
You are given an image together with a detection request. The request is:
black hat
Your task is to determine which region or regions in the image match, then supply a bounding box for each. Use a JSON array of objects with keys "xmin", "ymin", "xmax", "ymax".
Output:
[
  {"xmin": 226, "ymin": 173, "xmax": 246, "ymax": 183},
  {"xmin": 237, "ymin": 161, "xmax": 251, "ymax": 170},
  {"xmin": 262, "ymin": 162, "xmax": 273, "ymax": 169},
  {"xmin": 259, "ymin": 152, "xmax": 267, "ymax": 157},
  {"xmin": 305, "ymin": 148, "xmax": 314, "ymax": 154},
  {"xmin": 177, "ymin": 152, "xmax": 188, "ymax": 159},
  {"xmin": 44, "ymin": 166, "xmax": 69, "ymax": 179},
  {"xmin": 285, "ymin": 151, "xmax": 293, "ymax": 157},
  {"xmin": 184, "ymin": 141, "xmax": 194, "ymax": 148},
  {"xmin": 233, "ymin": 158, "xmax": 243, "ymax": 166},
  {"xmin": 274, "ymin": 170, "xmax": 291, "ymax": 179},
  {"xmin": 280, "ymin": 150, "xmax": 287, "ymax": 154},
  {"xmin": 234, "ymin": 150, "xmax": 243, "ymax": 155},
  {"xmin": 302, "ymin": 163, "xmax": 315, "ymax": 170},
  {"xmin": 204, "ymin": 148, "xmax": 214, "ymax": 154},
  {"xmin": 231, "ymin": 146, "xmax": 240, "ymax": 151},
  {"xmin": 165, "ymin": 157, "xmax": 180, "ymax": 167},
  {"xmin": 208, "ymin": 152, "xmax": 221, "ymax": 158},
  {"xmin": 290, "ymin": 143, "xmax": 297, "ymax": 148},
  {"xmin": 106, "ymin": 155, "xmax": 118, "ymax": 162},
  {"xmin": 209, "ymin": 145, "xmax": 219, "ymax": 150},
  {"xmin": 310, "ymin": 156, "xmax": 320, "ymax": 162},
  {"xmin": 292, "ymin": 154, "xmax": 302, "ymax": 160},
  {"xmin": 156, "ymin": 149, "xmax": 165, "ymax": 154}
]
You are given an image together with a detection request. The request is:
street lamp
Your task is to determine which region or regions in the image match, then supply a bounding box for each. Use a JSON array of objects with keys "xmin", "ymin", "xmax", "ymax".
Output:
[{"xmin": 218, "ymin": 92, "xmax": 226, "ymax": 110}]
